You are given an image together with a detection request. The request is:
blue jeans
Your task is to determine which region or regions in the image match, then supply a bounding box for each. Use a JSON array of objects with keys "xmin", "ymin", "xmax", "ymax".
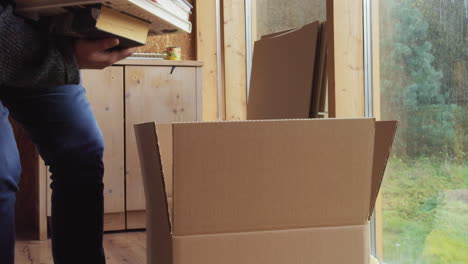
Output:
[{"xmin": 0, "ymin": 85, "xmax": 106, "ymax": 264}]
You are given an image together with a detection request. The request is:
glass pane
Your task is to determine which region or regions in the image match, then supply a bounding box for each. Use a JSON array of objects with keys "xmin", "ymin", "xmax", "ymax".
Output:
[
  {"xmin": 378, "ymin": 0, "xmax": 467, "ymax": 263},
  {"xmin": 253, "ymin": 0, "xmax": 326, "ymax": 40}
]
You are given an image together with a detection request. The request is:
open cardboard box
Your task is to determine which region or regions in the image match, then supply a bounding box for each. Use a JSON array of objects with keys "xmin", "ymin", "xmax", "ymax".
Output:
[{"xmin": 134, "ymin": 118, "xmax": 397, "ymax": 264}]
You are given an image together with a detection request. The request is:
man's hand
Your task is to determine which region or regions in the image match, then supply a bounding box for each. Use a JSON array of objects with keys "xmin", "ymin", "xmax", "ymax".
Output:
[{"xmin": 75, "ymin": 38, "xmax": 136, "ymax": 69}]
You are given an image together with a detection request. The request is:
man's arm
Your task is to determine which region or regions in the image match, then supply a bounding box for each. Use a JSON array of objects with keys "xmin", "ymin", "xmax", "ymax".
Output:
[{"xmin": 0, "ymin": 2, "xmax": 136, "ymax": 88}]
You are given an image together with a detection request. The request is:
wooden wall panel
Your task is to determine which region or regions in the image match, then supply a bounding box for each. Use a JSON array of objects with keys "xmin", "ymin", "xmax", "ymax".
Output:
[
  {"xmin": 38, "ymin": 158, "xmax": 47, "ymax": 240},
  {"xmin": 81, "ymin": 67, "xmax": 126, "ymax": 231},
  {"xmin": 223, "ymin": 0, "xmax": 247, "ymax": 120},
  {"xmin": 196, "ymin": 0, "xmax": 220, "ymax": 120},
  {"xmin": 125, "ymin": 66, "xmax": 199, "ymax": 228},
  {"xmin": 326, "ymin": 0, "xmax": 365, "ymax": 118}
]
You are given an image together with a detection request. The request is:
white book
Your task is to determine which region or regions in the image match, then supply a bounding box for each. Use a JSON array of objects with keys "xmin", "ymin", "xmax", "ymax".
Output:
[
  {"xmin": 152, "ymin": 0, "xmax": 190, "ymax": 20},
  {"xmin": 15, "ymin": 0, "xmax": 192, "ymax": 34},
  {"xmin": 173, "ymin": 0, "xmax": 192, "ymax": 11},
  {"xmin": 123, "ymin": 0, "xmax": 191, "ymax": 33}
]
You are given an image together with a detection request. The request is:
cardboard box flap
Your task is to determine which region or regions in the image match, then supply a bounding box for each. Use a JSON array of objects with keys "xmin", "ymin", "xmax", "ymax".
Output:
[
  {"xmin": 172, "ymin": 225, "xmax": 370, "ymax": 264},
  {"xmin": 369, "ymin": 121, "xmax": 398, "ymax": 219},
  {"xmin": 157, "ymin": 124, "xmax": 174, "ymax": 198},
  {"xmin": 134, "ymin": 123, "xmax": 172, "ymax": 264},
  {"xmin": 172, "ymin": 119, "xmax": 376, "ymax": 236},
  {"xmin": 247, "ymin": 22, "xmax": 319, "ymax": 120}
]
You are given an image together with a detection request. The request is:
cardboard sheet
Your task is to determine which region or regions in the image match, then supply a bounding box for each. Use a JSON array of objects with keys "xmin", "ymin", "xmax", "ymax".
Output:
[
  {"xmin": 247, "ymin": 22, "xmax": 320, "ymax": 120},
  {"xmin": 171, "ymin": 119, "xmax": 375, "ymax": 235}
]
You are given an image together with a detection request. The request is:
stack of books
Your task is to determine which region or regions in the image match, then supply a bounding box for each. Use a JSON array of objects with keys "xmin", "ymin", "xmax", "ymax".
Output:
[{"xmin": 15, "ymin": 0, "xmax": 193, "ymax": 48}]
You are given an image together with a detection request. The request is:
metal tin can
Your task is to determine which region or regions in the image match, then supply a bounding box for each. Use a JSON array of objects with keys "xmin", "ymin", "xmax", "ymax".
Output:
[{"xmin": 166, "ymin": 47, "xmax": 182, "ymax": 61}]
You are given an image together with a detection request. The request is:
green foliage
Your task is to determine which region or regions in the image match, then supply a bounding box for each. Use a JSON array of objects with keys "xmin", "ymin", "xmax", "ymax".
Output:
[
  {"xmin": 379, "ymin": 0, "xmax": 467, "ymax": 263},
  {"xmin": 424, "ymin": 229, "xmax": 468, "ymax": 264},
  {"xmin": 382, "ymin": 158, "xmax": 468, "ymax": 263},
  {"xmin": 380, "ymin": 0, "xmax": 467, "ymax": 158},
  {"xmin": 424, "ymin": 195, "xmax": 468, "ymax": 263},
  {"xmin": 413, "ymin": 0, "xmax": 468, "ymax": 103}
]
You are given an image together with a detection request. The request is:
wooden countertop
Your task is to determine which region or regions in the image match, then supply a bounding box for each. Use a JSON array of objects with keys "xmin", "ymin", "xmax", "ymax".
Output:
[{"xmin": 116, "ymin": 58, "xmax": 203, "ymax": 67}]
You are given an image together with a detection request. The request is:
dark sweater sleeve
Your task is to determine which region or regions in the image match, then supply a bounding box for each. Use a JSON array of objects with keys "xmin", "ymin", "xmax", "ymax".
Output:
[{"xmin": 0, "ymin": 3, "xmax": 80, "ymax": 88}]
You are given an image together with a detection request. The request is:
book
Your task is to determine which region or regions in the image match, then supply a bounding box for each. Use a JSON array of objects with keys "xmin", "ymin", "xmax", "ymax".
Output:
[
  {"xmin": 173, "ymin": 0, "xmax": 192, "ymax": 12},
  {"xmin": 151, "ymin": 0, "xmax": 191, "ymax": 20},
  {"xmin": 50, "ymin": 6, "xmax": 150, "ymax": 48},
  {"xmin": 118, "ymin": 0, "xmax": 191, "ymax": 33},
  {"xmin": 15, "ymin": 0, "xmax": 192, "ymax": 34}
]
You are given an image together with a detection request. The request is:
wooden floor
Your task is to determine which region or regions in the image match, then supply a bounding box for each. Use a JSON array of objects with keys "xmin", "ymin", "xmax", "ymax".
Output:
[{"xmin": 15, "ymin": 231, "xmax": 146, "ymax": 264}]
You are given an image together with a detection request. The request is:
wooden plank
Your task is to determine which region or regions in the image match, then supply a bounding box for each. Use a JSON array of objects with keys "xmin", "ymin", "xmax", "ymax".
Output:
[
  {"xmin": 15, "ymin": 231, "xmax": 147, "ymax": 264},
  {"xmin": 326, "ymin": 0, "xmax": 365, "ymax": 118},
  {"xmin": 116, "ymin": 59, "xmax": 203, "ymax": 67},
  {"xmin": 81, "ymin": 67, "xmax": 126, "ymax": 219},
  {"xmin": 223, "ymin": 0, "xmax": 247, "ymax": 120},
  {"xmin": 196, "ymin": 0, "xmax": 220, "ymax": 121},
  {"xmin": 102, "ymin": 231, "xmax": 146, "ymax": 263},
  {"xmin": 47, "ymin": 165, "xmax": 51, "ymax": 217},
  {"xmin": 104, "ymin": 212, "xmax": 126, "ymax": 231},
  {"xmin": 125, "ymin": 66, "xmax": 198, "ymax": 225},
  {"xmin": 38, "ymin": 158, "xmax": 48, "ymax": 240},
  {"xmin": 127, "ymin": 210, "xmax": 146, "ymax": 230},
  {"xmin": 251, "ymin": 0, "xmax": 258, "ymax": 42},
  {"xmin": 15, "ymin": 237, "xmax": 54, "ymax": 264},
  {"xmin": 196, "ymin": 67, "xmax": 204, "ymax": 121}
]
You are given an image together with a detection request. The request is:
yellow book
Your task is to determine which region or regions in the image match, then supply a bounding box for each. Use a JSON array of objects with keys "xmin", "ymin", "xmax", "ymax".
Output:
[
  {"xmin": 95, "ymin": 6, "xmax": 149, "ymax": 47},
  {"xmin": 46, "ymin": 6, "xmax": 150, "ymax": 48}
]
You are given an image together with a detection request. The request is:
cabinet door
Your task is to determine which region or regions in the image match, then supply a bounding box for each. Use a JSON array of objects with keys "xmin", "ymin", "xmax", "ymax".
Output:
[
  {"xmin": 81, "ymin": 67, "xmax": 126, "ymax": 231},
  {"xmin": 125, "ymin": 66, "xmax": 198, "ymax": 228}
]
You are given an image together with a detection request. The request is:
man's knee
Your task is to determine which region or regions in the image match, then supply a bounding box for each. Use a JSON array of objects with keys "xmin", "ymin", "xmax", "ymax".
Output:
[
  {"xmin": 0, "ymin": 106, "xmax": 21, "ymax": 194},
  {"xmin": 0, "ymin": 133, "xmax": 21, "ymax": 194},
  {"xmin": 0, "ymin": 156, "xmax": 21, "ymax": 194},
  {"xmin": 46, "ymin": 124, "xmax": 105, "ymax": 181}
]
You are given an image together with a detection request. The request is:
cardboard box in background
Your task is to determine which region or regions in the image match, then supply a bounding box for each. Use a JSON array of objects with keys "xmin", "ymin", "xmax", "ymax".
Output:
[{"xmin": 134, "ymin": 118, "xmax": 397, "ymax": 264}]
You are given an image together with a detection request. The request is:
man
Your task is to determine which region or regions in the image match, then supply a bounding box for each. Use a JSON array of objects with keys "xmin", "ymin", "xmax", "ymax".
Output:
[{"xmin": 0, "ymin": 0, "xmax": 135, "ymax": 263}]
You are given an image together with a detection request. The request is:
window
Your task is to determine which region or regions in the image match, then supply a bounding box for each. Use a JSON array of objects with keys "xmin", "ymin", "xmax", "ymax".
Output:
[
  {"xmin": 245, "ymin": 1, "xmax": 467, "ymax": 263},
  {"xmin": 249, "ymin": 0, "xmax": 326, "ymax": 40},
  {"xmin": 375, "ymin": 0, "xmax": 467, "ymax": 263}
]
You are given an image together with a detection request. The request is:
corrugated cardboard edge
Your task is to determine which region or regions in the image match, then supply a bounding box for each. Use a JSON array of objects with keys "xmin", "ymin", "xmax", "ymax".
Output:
[
  {"xmin": 369, "ymin": 121, "xmax": 398, "ymax": 219},
  {"xmin": 172, "ymin": 225, "xmax": 370, "ymax": 264},
  {"xmin": 260, "ymin": 27, "xmax": 298, "ymax": 39},
  {"xmin": 311, "ymin": 21, "xmax": 328, "ymax": 117},
  {"xmin": 134, "ymin": 122, "xmax": 172, "ymax": 264}
]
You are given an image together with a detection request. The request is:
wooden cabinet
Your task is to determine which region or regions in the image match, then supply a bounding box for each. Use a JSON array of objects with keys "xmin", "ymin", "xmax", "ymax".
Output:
[
  {"xmin": 124, "ymin": 65, "xmax": 202, "ymax": 228},
  {"xmin": 16, "ymin": 60, "xmax": 203, "ymax": 239},
  {"xmin": 80, "ymin": 66, "xmax": 126, "ymax": 230}
]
